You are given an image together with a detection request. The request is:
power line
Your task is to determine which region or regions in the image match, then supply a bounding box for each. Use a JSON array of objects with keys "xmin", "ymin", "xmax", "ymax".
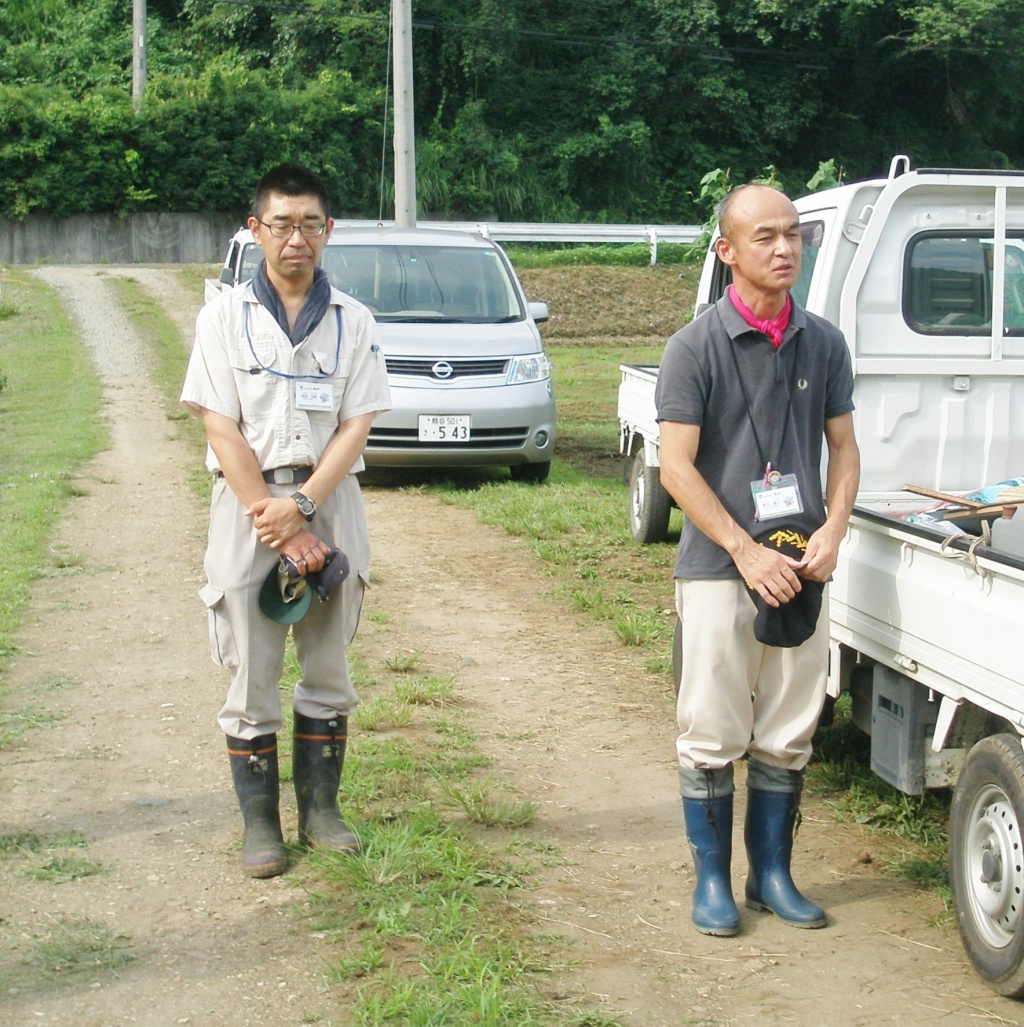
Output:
[{"xmin": 195, "ymin": 0, "xmax": 835, "ymax": 68}]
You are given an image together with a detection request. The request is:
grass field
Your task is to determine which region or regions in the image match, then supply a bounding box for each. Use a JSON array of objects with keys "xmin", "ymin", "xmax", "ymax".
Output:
[
  {"xmin": 0, "ymin": 252, "xmax": 953, "ymax": 1020},
  {"xmin": 0, "ymin": 271, "xmax": 105, "ymax": 672}
]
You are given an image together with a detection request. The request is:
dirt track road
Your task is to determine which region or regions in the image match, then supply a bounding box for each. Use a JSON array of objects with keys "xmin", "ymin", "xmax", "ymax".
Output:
[{"xmin": 0, "ymin": 265, "xmax": 1020, "ymax": 1026}]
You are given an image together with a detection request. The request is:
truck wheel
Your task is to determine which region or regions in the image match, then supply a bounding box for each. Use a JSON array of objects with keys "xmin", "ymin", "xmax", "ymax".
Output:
[
  {"xmin": 950, "ymin": 733, "xmax": 1024, "ymax": 996},
  {"xmin": 628, "ymin": 449, "xmax": 671, "ymax": 544}
]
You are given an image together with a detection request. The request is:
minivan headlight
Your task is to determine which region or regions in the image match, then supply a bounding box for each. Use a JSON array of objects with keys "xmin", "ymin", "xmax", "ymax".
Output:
[{"xmin": 507, "ymin": 354, "xmax": 552, "ymax": 384}]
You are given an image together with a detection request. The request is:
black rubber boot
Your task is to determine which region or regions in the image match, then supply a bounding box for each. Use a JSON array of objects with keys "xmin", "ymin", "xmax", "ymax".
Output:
[
  {"xmin": 226, "ymin": 734, "xmax": 288, "ymax": 879},
  {"xmin": 744, "ymin": 760, "xmax": 826, "ymax": 928},
  {"xmin": 292, "ymin": 712, "xmax": 360, "ymax": 852},
  {"xmin": 680, "ymin": 767, "xmax": 740, "ymax": 936}
]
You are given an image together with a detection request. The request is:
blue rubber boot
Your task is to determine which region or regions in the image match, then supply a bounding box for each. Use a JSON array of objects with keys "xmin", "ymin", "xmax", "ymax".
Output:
[
  {"xmin": 680, "ymin": 767, "xmax": 740, "ymax": 936},
  {"xmin": 744, "ymin": 761, "xmax": 826, "ymax": 929}
]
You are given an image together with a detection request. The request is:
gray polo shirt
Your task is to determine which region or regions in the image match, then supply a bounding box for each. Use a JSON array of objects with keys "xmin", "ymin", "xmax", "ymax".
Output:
[{"xmin": 655, "ymin": 293, "xmax": 855, "ymax": 580}]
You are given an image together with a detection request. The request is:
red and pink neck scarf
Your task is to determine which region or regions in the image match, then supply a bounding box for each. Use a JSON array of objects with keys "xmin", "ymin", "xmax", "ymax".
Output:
[{"xmin": 728, "ymin": 285, "xmax": 791, "ymax": 349}]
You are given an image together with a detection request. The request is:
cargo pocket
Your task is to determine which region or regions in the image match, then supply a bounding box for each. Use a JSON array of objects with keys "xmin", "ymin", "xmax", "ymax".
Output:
[
  {"xmin": 199, "ymin": 582, "xmax": 238, "ymax": 669},
  {"xmin": 342, "ymin": 572, "xmax": 369, "ymax": 648}
]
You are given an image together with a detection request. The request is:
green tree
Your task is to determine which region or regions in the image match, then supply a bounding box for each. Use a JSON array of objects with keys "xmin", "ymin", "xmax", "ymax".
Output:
[
  {"xmin": 0, "ymin": 83, "xmax": 135, "ymax": 216},
  {"xmin": 1, "ymin": 0, "xmax": 1024, "ymax": 220}
]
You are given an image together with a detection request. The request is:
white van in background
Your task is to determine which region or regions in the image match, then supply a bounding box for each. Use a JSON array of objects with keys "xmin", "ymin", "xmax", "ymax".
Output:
[{"xmin": 208, "ymin": 226, "xmax": 556, "ymax": 481}]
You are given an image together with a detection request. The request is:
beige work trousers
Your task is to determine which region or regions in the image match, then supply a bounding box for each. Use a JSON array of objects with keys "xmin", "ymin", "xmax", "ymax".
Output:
[
  {"xmin": 674, "ymin": 578, "xmax": 829, "ymax": 772},
  {"xmin": 199, "ymin": 475, "xmax": 369, "ymax": 739}
]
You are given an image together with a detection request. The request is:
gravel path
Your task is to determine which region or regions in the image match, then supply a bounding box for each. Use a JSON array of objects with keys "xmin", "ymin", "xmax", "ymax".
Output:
[
  {"xmin": 1, "ymin": 266, "xmax": 1021, "ymax": 1026},
  {"xmin": 1, "ymin": 267, "xmax": 337, "ymax": 1026}
]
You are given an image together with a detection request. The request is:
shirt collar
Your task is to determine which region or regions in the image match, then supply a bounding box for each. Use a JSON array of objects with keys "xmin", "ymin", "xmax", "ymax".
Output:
[{"xmin": 715, "ymin": 291, "xmax": 805, "ymax": 344}]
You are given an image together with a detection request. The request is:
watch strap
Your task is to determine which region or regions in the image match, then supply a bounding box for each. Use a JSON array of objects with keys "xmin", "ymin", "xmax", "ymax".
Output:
[{"xmin": 290, "ymin": 491, "xmax": 316, "ymax": 521}]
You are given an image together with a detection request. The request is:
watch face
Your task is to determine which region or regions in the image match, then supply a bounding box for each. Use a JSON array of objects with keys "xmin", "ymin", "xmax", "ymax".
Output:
[{"xmin": 293, "ymin": 493, "xmax": 315, "ymax": 517}]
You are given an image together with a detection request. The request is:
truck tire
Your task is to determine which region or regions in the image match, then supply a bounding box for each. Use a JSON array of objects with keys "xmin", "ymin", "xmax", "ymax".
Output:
[
  {"xmin": 950, "ymin": 733, "xmax": 1024, "ymax": 997},
  {"xmin": 628, "ymin": 449, "xmax": 671, "ymax": 544}
]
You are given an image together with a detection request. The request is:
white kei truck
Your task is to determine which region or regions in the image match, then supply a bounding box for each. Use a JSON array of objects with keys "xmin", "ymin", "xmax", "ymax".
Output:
[{"xmin": 617, "ymin": 156, "xmax": 1024, "ymax": 996}]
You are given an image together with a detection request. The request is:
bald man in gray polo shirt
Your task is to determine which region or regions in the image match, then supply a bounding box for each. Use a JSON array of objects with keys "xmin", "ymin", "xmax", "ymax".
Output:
[{"xmin": 656, "ymin": 184, "xmax": 860, "ymax": 936}]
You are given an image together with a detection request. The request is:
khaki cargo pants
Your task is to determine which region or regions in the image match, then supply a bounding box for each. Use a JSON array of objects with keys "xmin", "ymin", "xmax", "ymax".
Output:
[
  {"xmin": 199, "ymin": 475, "xmax": 369, "ymax": 739},
  {"xmin": 674, "ymin": 578, "xmax": 829, "ymax": 772}
]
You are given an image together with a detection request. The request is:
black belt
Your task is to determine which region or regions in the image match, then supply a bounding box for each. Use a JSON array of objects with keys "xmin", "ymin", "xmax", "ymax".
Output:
[
  {"xmin": 215, "ymin": 466, "xmax": 314, "ymax": 485},
  {"xmin": 262, "ymin": 466, "xmax": 314, "ymax": 485}
]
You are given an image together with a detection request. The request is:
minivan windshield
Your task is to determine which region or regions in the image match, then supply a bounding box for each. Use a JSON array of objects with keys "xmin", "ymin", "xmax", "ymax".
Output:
[
  {"xmin": 322, "ymin": 244, "xmax": 525, "ymax": 323},
  {"xmin": 238, "ymin": 242, "xmax": 526, "ymax": 323}
]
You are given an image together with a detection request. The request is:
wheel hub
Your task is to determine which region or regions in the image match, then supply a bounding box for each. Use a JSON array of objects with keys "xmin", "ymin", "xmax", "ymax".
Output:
[
  {"xmin": 967, "ymin": 794, "xmax": 1024, "ymax": 945},
  {"xmin": 631, "ymin": 474, "xmax": 645, "ymax": 519},
  {"xmin": 981, "ymin": 845, "xmax": 1001, "ymax": 885}
]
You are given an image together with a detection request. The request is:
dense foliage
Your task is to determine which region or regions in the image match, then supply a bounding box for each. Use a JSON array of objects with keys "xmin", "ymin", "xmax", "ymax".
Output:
[{"xmin": 1, "ymin": 0, "xmax": 1023, "ymax": 221}]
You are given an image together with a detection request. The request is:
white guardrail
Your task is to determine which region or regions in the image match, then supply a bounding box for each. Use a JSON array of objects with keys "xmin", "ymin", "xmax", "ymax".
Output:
[{"xmin": 333, "ymin": 219, "xmax": 703, "ymax": 266}]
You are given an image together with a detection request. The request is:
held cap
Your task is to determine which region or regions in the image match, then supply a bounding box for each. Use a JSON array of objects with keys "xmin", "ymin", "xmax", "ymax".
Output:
[
  {"xmin": 257, "ymin": 549, "xmax": 350, "ymax": 623},
  {"xmin": 745, "ymin": 525, "xmax": 824, "ymax": 648},
  {"xmin": 258, "ymin": 557, "xmax": 313, "ymax": 624}
]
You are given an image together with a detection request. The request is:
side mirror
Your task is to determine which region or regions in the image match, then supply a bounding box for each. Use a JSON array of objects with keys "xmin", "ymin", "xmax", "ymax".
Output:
[
  {"xmin": 528, "ymin": 301, "xmax": 549, "ymax": 324},
  {"xmin": 219, "ymin": 267, "xmax": 235, "ymax": 285}
]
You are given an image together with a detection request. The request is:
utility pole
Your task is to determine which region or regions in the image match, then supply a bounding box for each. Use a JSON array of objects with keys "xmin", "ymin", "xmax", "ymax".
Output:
[
  {"xmin": 132, "ymin": 0, "xmax": 147, "ymax": 111},
  {"xmin": 392, "ymin": 0, "xmax": 417, "ymax": 227}
]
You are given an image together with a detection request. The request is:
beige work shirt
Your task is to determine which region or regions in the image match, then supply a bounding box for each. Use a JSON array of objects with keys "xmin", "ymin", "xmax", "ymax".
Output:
[{"xmin": 180, "ymin": 282, "xmax": 392, "ymax": 473}]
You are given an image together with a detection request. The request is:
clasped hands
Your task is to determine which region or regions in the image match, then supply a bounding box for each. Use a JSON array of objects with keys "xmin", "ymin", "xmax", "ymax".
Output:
[
  {"xmin": 737, "ymin": 525, "xmax": 840, "ymax": 609},
  {"xmin": 246, "ymin": 496, "xmax": 329, "ymax": 575}
]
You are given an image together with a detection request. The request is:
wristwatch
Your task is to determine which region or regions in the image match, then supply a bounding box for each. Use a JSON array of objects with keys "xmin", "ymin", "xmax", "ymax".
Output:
[{"xmin": 291, "ymin": 491, "xmax": 316, "ymax": 521}]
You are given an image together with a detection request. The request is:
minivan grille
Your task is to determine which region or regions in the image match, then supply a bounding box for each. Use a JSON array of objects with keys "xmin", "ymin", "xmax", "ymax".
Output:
[
  {"xmin": 385, "ymin": 357, "xmax": 509, "ymax": 380},
  {"xmin": 368, "ymin": 426, "xmax": 529, "ymax": 450}
]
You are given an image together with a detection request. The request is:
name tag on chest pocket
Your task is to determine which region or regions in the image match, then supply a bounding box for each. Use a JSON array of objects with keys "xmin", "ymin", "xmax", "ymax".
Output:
[{"xmin": 295, "ymin": 381, "xmax": 336, "ymax": 411}]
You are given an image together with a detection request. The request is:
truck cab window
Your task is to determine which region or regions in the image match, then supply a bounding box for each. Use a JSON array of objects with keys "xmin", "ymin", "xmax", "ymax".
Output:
[
  {"xmin": 792, "ymin": 220, "xmax": 824, "ymax": 308},
  {"xmin": 905, "ymin": 232, "xmax": 1024, "ymax": 335},
  {"xmin": 240, "ymin": 243, "xmax": 263, "ymax": 283}
]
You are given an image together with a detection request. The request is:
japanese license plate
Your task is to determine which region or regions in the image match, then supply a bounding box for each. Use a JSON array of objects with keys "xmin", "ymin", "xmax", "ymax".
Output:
[{"xmin": 418, "ymin": 414, "xmax": 471, "ymax": 442}]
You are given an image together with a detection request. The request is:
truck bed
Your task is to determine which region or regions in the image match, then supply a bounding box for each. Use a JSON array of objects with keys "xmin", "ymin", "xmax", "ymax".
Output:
[
  {"xmin": 832, "ymin": 497, "xmax": 1024, "ymax": 728},
  {"xmin": 617, "ymin": 363, "xmax": 660, "ymax": 455}
]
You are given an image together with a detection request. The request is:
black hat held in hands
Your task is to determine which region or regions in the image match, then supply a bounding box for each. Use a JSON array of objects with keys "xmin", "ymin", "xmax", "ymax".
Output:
[{"xmin": 745, "ymin": 526, "xmax": 824, "ymax": 648}]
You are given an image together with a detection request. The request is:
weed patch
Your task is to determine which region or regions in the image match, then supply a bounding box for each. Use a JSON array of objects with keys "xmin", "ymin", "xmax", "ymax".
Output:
[
  {"xmin": 0, "ymin": 275, "xmax": 104, "ymax": 686},
  {"xmin": 26, "ymin": 916, "xmax": 134, "ymax": 976},
  {"xmin": 438, "ymin": 776, "xmax": 541, "ymax": 829},
  {"xmin": 273, "ymin": 617, "xmax": 607, "ymax": 1022},
  {"xmin": 0, "ymin": 705, "xmax": 63, "ymax": 747},
  {"xmin": 811, "ymin": 703, "xmax": 951, "ymax": 887},
  {"xmin": 1, "ymin": 829, "xmax": 96, "ymax": 884},
  {"xmin": 21, "ymin": 855, "xmax": 105, "ymax": 883}
]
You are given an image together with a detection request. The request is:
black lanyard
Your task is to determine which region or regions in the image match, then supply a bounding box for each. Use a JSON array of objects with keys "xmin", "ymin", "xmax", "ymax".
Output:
[{"xmin": 727, "ymin": 329, "xmax": 801, "ymax": 476}]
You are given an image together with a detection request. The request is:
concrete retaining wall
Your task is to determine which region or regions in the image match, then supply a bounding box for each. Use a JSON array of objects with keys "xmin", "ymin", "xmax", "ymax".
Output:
[
  {"xmin": 0, "ymin": 213, "xmax": 241, "ymax": 265},
  {"xmin": 1, "ymin": 214, "xmax": 704, "ymax": 266}
]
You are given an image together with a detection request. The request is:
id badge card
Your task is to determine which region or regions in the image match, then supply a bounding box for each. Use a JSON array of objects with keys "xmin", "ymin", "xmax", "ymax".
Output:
[
  {"xmin": 295, "ymin": 381, "xmax": 335, "ymax": 411},
  {"xmin": 750, "ymin": 469, "xmax": 804, "ymax": 521}
]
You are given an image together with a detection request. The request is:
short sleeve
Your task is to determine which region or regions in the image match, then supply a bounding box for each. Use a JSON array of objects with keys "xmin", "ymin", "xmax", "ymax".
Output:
[
  {"xmin": 655, "ymin": 328, "xmax": 710, "ymax": 426},
  {"xmin": 179, "ymin": 295, "xmax": 241, "ymax": 421},
  {"xmin": 823, "ymin": 327, "xmax": 855, "ymax": 421},
  {"xmin": 335, "ymin": 298, "xmax": 392, "ymax": 422}
]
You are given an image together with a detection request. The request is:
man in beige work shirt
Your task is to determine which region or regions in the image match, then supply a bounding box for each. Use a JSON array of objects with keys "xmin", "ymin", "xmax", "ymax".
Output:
[{"xmin": 180, "ymin": 162, "xmax": 391, "ymax": 877}]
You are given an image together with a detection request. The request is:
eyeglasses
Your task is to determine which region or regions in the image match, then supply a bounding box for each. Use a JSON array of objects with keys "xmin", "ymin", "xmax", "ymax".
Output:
[{"xmin": 258, "ymin": 220, "xmax": 327, "ymax": 238}]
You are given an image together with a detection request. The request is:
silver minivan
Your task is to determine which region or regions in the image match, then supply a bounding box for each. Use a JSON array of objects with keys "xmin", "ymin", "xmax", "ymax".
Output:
[{"xmin": 214, "ymin": 226, "xmax": 557, "ymax": 481}]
